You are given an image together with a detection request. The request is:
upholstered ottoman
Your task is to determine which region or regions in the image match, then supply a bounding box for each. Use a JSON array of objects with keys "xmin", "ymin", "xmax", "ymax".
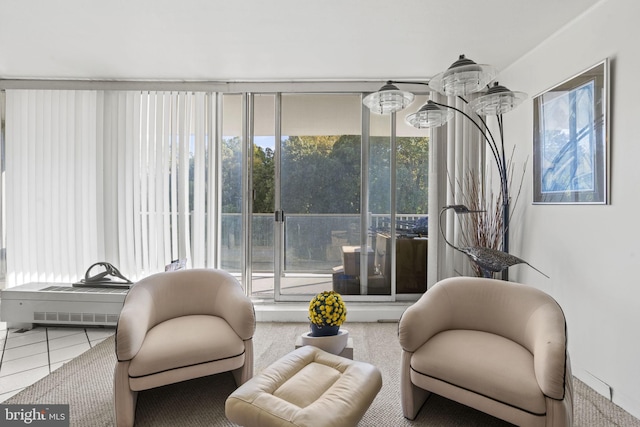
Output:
[{"xmin": 225, "ymin": 345, "xmax": 382, "ymax": 427}]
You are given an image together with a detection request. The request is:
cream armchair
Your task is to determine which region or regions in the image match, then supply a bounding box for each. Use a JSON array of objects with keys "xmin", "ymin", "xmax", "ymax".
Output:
[
  {"xmin": 398, "ymin": 276, "xmax": 573, "ymax": 427},
  {"xmin": 114, "ymin": 269, "xmax": 255, "ymax": 427}
]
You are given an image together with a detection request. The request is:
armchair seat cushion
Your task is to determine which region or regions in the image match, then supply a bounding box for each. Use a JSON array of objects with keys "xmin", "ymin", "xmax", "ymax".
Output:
[
  {"xmin": 129, "ymin": 315, "xmax": 245, "ymax": 379},
  {"xmin": 411, "ymin": 329, "xmax": 545, "ymax": 415}
]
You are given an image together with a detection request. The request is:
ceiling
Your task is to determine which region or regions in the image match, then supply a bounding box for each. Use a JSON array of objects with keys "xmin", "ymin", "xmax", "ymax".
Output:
[{"xmin": 0, "ymin": 0, "xmax": 600, "ymax": 83}]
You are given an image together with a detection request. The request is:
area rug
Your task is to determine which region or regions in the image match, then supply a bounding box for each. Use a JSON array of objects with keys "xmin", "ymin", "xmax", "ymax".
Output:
[{"xmin": 6, "ymin": 322, "xmax": 640, "ymax": 427}]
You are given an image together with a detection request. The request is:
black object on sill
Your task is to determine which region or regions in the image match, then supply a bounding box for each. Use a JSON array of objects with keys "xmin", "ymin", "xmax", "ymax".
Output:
[{"xmin": 73, "ymin": 262, "xmax": 133, "ymax": 289}]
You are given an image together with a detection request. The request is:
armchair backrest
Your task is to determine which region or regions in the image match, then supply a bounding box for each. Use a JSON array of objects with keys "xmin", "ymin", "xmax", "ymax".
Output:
[
  {"xmin": 401, "ymin": 277, "xmax": 564, "ymax": 349},
  {"xmin": 443, "ymin": 278, "xmax": 563, "ymax": 346},
  {"xmin": 137, "ymin": 269, "xmax": 242, "ymax": 318}
]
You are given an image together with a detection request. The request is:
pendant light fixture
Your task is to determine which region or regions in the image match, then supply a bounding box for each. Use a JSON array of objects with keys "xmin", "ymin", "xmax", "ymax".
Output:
[
  {"xmin": 362, "ymin": 81, "xmax": 415, "ymax": 114},
  {"xmin": 405, "ymin": 101, "xmax": 454, "ymax": 129},
  {"xmin": 428, "ymin": 54, "xmax": 497, "ymax": 97},
  {"xmin": 469, "ymin": 82, "xmax": 527, "ymax": 115}
]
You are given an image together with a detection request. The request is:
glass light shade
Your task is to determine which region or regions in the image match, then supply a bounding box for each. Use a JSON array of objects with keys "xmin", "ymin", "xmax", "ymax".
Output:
[
  {"xmin": 469, "ymin": 83, "xmax": 527, "ymax": 115},
  {"xmin": 363, "ymin": 82, "xmax": 415, "ymax": 115},
  {"xmin": 405, "ymin": 101, "xmax": 454, "ymax": 128},
  {"xmin": 429, "ymin": 55, "xmax": 497, "ymax": 97}
]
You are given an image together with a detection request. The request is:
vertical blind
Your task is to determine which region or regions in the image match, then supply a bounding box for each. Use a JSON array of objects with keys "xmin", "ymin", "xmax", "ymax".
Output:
[
  {"xmin": 427, "ymin": 93, "xmax": 484, "ymax": 280},
  {"xmin": 4, "ymin": 89, "xmax": 216, "ymax": 286}
]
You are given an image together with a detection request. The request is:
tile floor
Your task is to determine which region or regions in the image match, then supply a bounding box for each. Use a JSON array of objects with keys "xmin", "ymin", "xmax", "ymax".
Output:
[{"xmin": 0, "ymin": 321, "xmax": 115, "ymax": 402}]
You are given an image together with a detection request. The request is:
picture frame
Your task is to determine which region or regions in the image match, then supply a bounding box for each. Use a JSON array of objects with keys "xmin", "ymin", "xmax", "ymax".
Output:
[{"xmin": 532, "ymin": 59, "xmax": 610, "ymax": 204}]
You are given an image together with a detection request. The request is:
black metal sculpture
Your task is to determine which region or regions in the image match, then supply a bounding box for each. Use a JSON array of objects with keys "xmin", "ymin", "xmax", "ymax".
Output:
[
  {"xmin": 439, "ymin": 205, "xmax": 549, "ymax": 279},
  {"xmin": 73, "ymin": 262, "xmax": 133, "ymax": 289}
]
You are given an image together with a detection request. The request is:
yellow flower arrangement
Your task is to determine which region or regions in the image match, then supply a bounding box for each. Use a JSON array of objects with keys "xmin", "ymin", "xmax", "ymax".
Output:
[{"xmin": 308, "ymin": 290, "xmax": 347, "ymax": 328}]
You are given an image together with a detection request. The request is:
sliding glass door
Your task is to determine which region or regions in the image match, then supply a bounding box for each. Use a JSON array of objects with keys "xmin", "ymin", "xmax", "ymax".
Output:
[
  {"xmin": 243, "ymin": 92, "xmax": 430, "ymax": 301},
  {"xmin": 246, "ymin": 93, "xmax": 369, "ymax": 300},
  {"xmin": 276, "ymin": 94, "xmax": 363, "ymax": 298}
]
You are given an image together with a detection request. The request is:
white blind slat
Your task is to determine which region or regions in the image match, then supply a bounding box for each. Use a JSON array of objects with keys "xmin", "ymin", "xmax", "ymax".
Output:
[
  {"xmin": 95, "ymin": 91, "xmax": 106, "ymax": 262},
  {"xmin": 140, "ymin": 92, "xmax": 151, "ymax": 274},
  {"xmin": 207, "ymin": 93, "xmax": 217, "ymax": 267},
  {"xmin": 48, "ymin": 90, "xmax": 61, "ymax": 281},
  {"xmin": 25, "ymin": 91, "xmax": 38, "ymax": 282},
  {"xmin": 178, "ymin": 92, "xmax": 192, "ymax": 265},
  {"xmin": 116, "ymin": 93, "xmax": 128, "ymax": 274},
  {"xmin": 192, "ymin": 93, "xmax": 204, "ymax": 267},
  {"xmin": 162, "ymin": 93, "xmax": 172, "ymax": 265},
  {"xmin": 36, "ymin": 90, "xmax": 49, "ymax": 282},
  {"xmin": 131, "ymin": 92, "xmax": 143, "ymax": 275}
]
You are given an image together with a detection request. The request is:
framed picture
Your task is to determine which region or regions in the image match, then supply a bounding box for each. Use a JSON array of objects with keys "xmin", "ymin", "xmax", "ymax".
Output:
[{"xmin": 533, "ymin": 59, "xmax": 610, "ymax": 204}]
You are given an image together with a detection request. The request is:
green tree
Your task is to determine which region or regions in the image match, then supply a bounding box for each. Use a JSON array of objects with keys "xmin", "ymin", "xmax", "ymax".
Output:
[
  {"xmin": 224, "ymin": 134, "xmax": 428, "ymax": 216},
  {"xmin": 396, "ymin": 136, "xmax": 429, "ymax": 214},
  {"xmin": 222, "ymin": 137, "xmax": 242, "ymax": 213},
  {"xmin": 253, "ymin": 145, "xmax": 275, "ymax": 213},
  {"xmin": 366, "ymin": 136, "xmax": 429, "ymax": 214},
  {"xmin": 326, "ymin": 135, "xmax": 362, "ymax": 213},
  {"xmin": 369, "ymin": 136, "xmax": 392, "ymax": 213},
  {"xmin": 280, "ymin": 136, "xmax": 332, "ymax": 214}
]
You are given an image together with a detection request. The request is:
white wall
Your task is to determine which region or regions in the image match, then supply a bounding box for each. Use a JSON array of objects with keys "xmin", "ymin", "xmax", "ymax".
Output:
[{"xmin": 499, "ymin": 0, "xmax": 640, "ymax": 418}]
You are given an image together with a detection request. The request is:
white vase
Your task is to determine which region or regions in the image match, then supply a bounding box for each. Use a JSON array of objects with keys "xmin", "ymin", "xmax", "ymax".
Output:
[{"xmin": 300, "ymin": 329, "xmax": 349, "ymax": 355}]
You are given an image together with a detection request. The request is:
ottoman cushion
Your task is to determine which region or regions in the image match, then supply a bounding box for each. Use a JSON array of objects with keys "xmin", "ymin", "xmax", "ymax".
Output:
[{"xmin": 225, "ymin": 345, "xmax": 382, "ymax": 427}]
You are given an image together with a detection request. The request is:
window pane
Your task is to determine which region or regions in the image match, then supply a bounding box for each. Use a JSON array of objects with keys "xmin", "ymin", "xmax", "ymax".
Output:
[
  {"xmin": 252, "ymin": 94, "xmax": 276, "ymax": 297},
  {"xmin": 395, "ymin": 95, "xmax": 429, "ymax": 294},
  {"xmin": 221, "ymin": 94, "xmax": 243, "ymax": 273},
  {"xmin": 280, "ymin": 94, "xmax": 361, "ymax": 295}
]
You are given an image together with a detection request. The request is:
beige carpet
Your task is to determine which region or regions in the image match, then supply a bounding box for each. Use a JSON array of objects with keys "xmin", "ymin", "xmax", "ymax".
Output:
[{"xmin": 6, "ymin": 322, "xmax": 640, "ymax": 427}]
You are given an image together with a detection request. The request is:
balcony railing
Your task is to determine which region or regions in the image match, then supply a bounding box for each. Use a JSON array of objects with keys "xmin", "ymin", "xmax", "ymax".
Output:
[{"xmin": 221, "ymin": 213, "xmax": 427, "ymax": 273}]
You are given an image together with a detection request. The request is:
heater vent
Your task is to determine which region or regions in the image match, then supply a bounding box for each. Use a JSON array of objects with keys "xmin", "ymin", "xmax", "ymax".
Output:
[
  {"xmin": 33, "ymin": 311, "xmax": 118, "ymax": 325},
  {"xmin": 39, "ymin": 286, "xmax": 128, "ymax": 295}
]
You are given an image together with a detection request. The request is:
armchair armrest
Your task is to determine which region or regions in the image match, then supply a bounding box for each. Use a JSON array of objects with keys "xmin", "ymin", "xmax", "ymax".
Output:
[
  {"xmin": 115, "ymin": 285, "xmax": 155, "ymax": 361},
  {"xmin": 398, "ymin": 285, "xmax": 452, "ymax": 352},
  {"xmin": 528, "ymin": 302, "xmax": 568, "ymax": 400},
  {"xmin": 212, "ymin": 273, "xmax": 256, "ymax": 341}
]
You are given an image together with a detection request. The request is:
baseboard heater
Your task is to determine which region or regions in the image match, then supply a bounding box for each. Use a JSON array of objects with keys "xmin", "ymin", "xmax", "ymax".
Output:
[{"xmin": 0, "ymin": 282, "xmax": 128, "ymax": 329}]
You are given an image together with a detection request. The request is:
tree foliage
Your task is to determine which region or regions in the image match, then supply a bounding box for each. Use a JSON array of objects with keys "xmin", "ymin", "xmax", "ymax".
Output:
[
  {"xmin": 222, "ymin": 135, "xmax": 429, "ymax": 215},
  {"xmin": 221, "ymin": 137, "xmax": 243, "ymax": 213}
]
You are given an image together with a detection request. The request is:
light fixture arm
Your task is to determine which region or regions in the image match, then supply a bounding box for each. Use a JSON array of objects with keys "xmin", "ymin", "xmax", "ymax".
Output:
[
  {"xmin": 430, "ymin": 99, "xmax": 508, "ymax": 191},
  {"xmin": 385, "ymin": 80, "xmax": 430, "ymax": 87},
  {"xmin": 373, "ymin": 80, "xmax": 513, "ymax": 212},
  {"xmin": 363, "ymin": 67, "xmax": 524, "ymax": 269},
  {"xmin": 431, "ymin": 97, "xmax": 511, "ymax": 263},
  {"xmin": 496, "ymin": 113, "xmax": 510, "ymax": 258}
]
